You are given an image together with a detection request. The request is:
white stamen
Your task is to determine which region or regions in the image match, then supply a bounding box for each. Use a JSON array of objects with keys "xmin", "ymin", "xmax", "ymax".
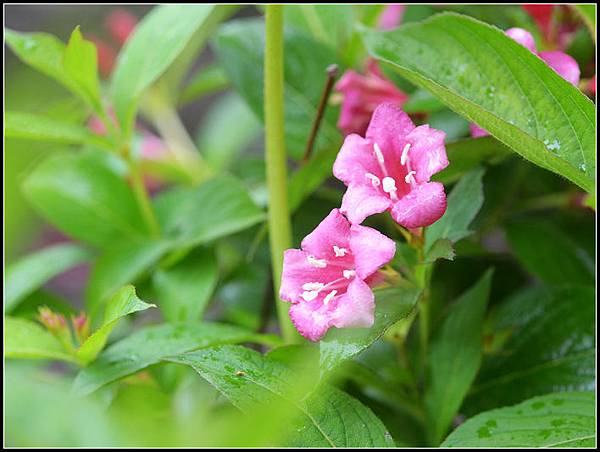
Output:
[
  {"xmin": 365, "ymin": 172, "xmax": 381, "ymax": 187},
  {"xmin": 302, "ymin": 282, "xmax": 324, "ymax": 291},
  {"xmin": 323, "ymin": 290, "xmax": 338, "ymax": 305},
  {"xmin": 382, "ymin": 176, "xmax": 397, "ymax": 194},
  {"xmin": 373, "ymin": 142, "xmax": 385, "ymax": 164},
  {"xmin": 333, "ymin": 246, "xmax": 348, "ymax": 257},
  {"xmin": 401, "ymin": 143, "xmax": 411, "ymax": 166},
  {"xmin": 405, "ymin": 171, "xmax": 417, "ymax": 184},
  {"xmin": 302, "ymin": 291, "xmax": 319, "ymax": 301},
  {"xmin": 343, "ymin": 269, "xmax": 356, "ymax": 279},
  {"xmin": 307, "ymin": 255, "xmax": 327, "ymax": 268}
]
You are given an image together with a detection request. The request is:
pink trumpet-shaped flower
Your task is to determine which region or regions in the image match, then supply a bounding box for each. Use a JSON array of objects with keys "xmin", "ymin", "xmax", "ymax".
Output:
[
  {"xmin": 335, "ymin": 59, "xmax": 408, "ymax": 137},
  {"xmin": 280, "ymin": 209, "xmax": 396, "ymax": 341},
  {"xmin": 471, "ymin": 27, "xmax": 580, "ymax": 138},
  {"xmin": 333, "ymin": 103, "xmax": 449, "ymax": 228}
]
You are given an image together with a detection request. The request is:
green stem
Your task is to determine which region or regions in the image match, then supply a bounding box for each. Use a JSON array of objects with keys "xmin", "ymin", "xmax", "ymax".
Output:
[
  {"xmin": 264, "ymin": 6, "xmax": 299, "ymax": 344},
  {"xmin": 127, "ymin": 152, "xmax": 161, "ymax": 238}
]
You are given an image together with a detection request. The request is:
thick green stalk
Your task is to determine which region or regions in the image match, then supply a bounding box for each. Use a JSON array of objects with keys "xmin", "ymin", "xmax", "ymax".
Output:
[{"xmin": 264, "ymin": 6, "xmax": 298, "ymax": 343}]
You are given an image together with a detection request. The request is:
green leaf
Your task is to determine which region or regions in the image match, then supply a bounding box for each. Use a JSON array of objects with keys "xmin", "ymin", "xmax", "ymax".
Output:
[
  {"xmin": 63, "ymin": 27, "xmax": 101, "ymax": 111},
  {"xmin": 86, "ymin": 238, "xmax": 168, "ymax": 316},
  {"xmin": 362, "ymin": 13, "xmax": 595, "ymax": 193},
  {"xmin": 5, "ymin": 317, "xmax": 74, "ymax": 362},
  {"xmin": 111, "ymin": 5, "xmax": 224, "ymax": 135},
  {"xmin": 196, "ymin": 92, "xmax": 261, "ymax": 171},
  {"xmin": 5, "ymin": 29, "xmax": 68, "ymax": 82},
  {"xmin": 22, "ymin": 150, "xmax": 147, "ymax": 247},
  {"xmin": 5, "ymin": 28, "xmax": 101, "ymax": 112},
  {"xmin": 214, "ymin": 19, "xmax": 343, "ymax": 159},
  {"xmin": 178, "ymin": 64, "xmax": 229, "ymax": 106},
  {"xmin": 506, "ymin": 220, "xmax": 594, "ymax": 286},
  {"xmin": 466, "ymin": 285, "xmax": 595, "ymax": 414},
  {"xmin": 6, "ymin": 112, "xmax": 111, "ymax": 149},
  {"xmin": 152, "ymin": 248, "xmax": 218, "ymax": 322},
  {"xmin": 5, "ymin": 243, "xmax": 92, "ymax": 313},
  {"xmin": 6, "ymin": 364, "xmax": 117, "ymax": 447},
  {"xmin": 425, "ymin": 167, "xmax": 485, "ymax": 252},
  {"xmin": 443, "ymin": 392, "xmax": 596, "ymax": 447},
  {"xmin": 425, "ymin": 270, "xmax": 493, "ymax": 445},
  {"xmin": 424, "ymin": 238, "xmax": 455, "ymax": 263},
  {"xmin": 170, "ymin": 345, "xmax": 395, "ymax": 447},
  {"xmin": 73, "ymin": 323, "xmax": 279, "ymax": 395},
  {"xmin": 320, "ymin": 285, "xmax": 422, "ymax": 374},
  {"xmin": 434, "ymin": 137, "xmax": 511, "ymax": 185},
  {"xmin": 154, "ymin": 176, "xmax": 265, "ymax": 248},
  {"xmin": 76, "ymin": 285, "xmax": 155, "ymax": 365}
]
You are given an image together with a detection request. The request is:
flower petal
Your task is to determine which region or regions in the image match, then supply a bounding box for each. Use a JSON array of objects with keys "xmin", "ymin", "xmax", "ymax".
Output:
[
  {"xmin": 506, "ymin": 27, "xmax": 537, "ymax": 53},
  {"xmin": 300, "ymin": 209, "xmax": 351, "ymax": 259},
  {"xmin": 349, "ymin": 224, "xmax": 396, "ymax": 279},
  {"xmin": 391, "ymin": 182, "xmax": 447, "ymax": 228},
  {"xmin": 469, "ymin": 123, "xmax": 489, "ymax": 138},
  {"xmin": 405, "ymin": 124, "xmax": 449, "ymax": 183},
  {"xmin": 289, "ymin": 299, "xmax": 333, "ymax": 342},
  {"xmin": 539, "ymin": 50, "xmax": 580, "ymax": 86},
  {"xmin": 280, "ymin": 249, "xmax": 337, "ymax": 303},
  {"xmin": 333, "ymin": 134, "xmax": 381, "ymax": 186},
  {"xmin": 331, "ymin": 278, "xmax": 375, "ymax": 329},
  {"xmin": 365, "ymin": 102, "xmax": 415, "ymax": 155},
  {"xmin": 340, "ymin": 183, "xmax": 392, "ymax": 225}
]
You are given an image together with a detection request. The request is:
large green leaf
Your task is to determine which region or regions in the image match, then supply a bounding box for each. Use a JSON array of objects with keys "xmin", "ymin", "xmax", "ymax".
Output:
[
  {"xmin": 362, "ymin": 13, "xmax": 595, "ymax": 193},
  {"xmin": 425, "ymin": 167, "xmax": 485, "ymax": 253},
  {"xmin": 170, "ymin": 345, "xmax": 395, "ymax": 447},
  {"xmin": 425, "ymin": 270, "xmax": 493, "ymax": 445},
  {"xmin": 76, "ymin": 285, "xmax": 155, "ymax": 365},
  {"xmin": 22, "ymin": 150, "xmax": 147, "ymax": 247},
  {"xmin": 152, "ymin": 248, "xmax": 218, "ymax": 322},
  {"xmin": 5, "ymin": 243, "xmax": 93, "ymax": 313},
  {"xmin": 5, "ymin": 112, "xmax": 111, "ymax": 149},
  {"xmin": 63, "ymin": 27, "xmax": 101, "ymax": 112},
  {"xmin": 6, "ymin": 364, "xmax": 117, "ymax": 447},
  {"xmin": 465, "ymin": 285, "xmax": 595, "ymax": 414},
  {"xmin": 111, "ymin": 5, "xmax": 225, "ymax": 134},
  {"xmin": 443, "ymin": 392, "xmax": 596, "ymax": 447},
  {"xmin": 153, "ymin": 176, "xmax": 265, "ymax": 248},
  {"xmin": 5, "ymin": 317, "xmax": 74, "ymax": 362},
  {"xmin": 73, "ymin": 323, "xmax": 279, "ymax": 395},
  {"xmin": 86, "ymin": 238, "xmax": 168, "ymax": 316},
  {"xmin": 506, "ymin": 220, "xmax": 594, "ymax": 286},
  {"xmin": 213, "ymin": 19, "xmax": 343, "ymax": 159},
  {"xmin": 319, "ymin": 285, "xmax": 422, "ymax": 374},
  {"xmin": 5, "ymin": 28, "xmax": 101, "ymax": 111}
]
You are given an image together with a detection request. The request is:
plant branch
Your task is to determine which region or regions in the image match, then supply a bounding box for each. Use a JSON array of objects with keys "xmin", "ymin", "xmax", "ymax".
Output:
[{"xmin": 264, "ymin": 6, "xmax": 300, "ymax": 343}]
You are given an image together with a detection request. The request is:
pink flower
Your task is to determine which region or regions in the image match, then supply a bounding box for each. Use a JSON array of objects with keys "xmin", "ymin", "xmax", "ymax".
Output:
[
  {"xmin": 471, "ymin": 28, "xmax": 580, "ymax": 138},
  {"xmin": 105, "ymin": 9, "xmax": 138, "ymax": 47},
  {"xmin": 506, "ymin": 28, "xmax": 580, "ymax": 85},
  {"xmin": 377, "ymin": 4, "xmax": 406, "ymax": 30},
  {"xmin": 333, "ymin": 103, "xmax": 449, "ymax": 228},
  {"xmin": 280, "ymin": 209, "xmax": 396, "ymax": 341},
  {"xmin": 335, "ymin": 60, "xmax": 408, "ymax": 136}
]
